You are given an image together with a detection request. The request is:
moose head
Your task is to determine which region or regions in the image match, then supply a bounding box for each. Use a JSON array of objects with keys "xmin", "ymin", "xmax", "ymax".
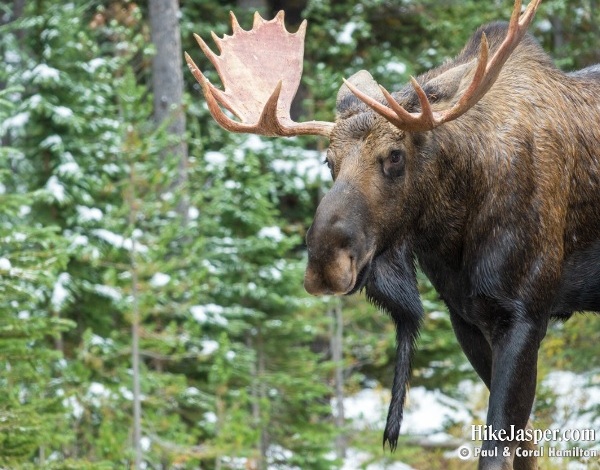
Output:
[
  {"xmin": 187, "ymin": 1, "xmax": 600, "ymax": 469},
  {"xmin": 186, "ymin": 1, "xmax": 539, "ymax": 297}
]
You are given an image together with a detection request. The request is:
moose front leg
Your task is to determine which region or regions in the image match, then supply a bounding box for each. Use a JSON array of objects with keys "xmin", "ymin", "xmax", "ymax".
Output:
[
  {"xmin": 479, "ymin": 316, "xmax": 548, "ymax": 470},
  {"xmin": 450, "ymin": 310, "xmax": 538, "ymax": 470}
]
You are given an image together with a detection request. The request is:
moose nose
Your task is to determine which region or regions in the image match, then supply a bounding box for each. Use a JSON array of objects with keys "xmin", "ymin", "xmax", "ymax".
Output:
[
  {"xmin": 304, "ymin": 246, "xmax": 355, "ymax": 296},
  {"xmin": 303, "ymin": 181, "xmax": 373, "ymax": 296},
  {"xmin": 304, "ymin": 220, "xmax": 358, "ymax": 296}
]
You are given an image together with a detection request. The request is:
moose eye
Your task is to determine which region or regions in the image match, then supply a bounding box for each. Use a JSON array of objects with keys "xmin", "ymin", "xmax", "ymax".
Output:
[
  {"xmin": 383, "ymin": 150, "xmax": 405, "ymax": 178},
  {"xmin": 389, "ymin": 150, "xmax": 404, "ymax": 164},
  {"xmin": 323, "ymin": 156, "xmax": 335, "ymax": 179}
]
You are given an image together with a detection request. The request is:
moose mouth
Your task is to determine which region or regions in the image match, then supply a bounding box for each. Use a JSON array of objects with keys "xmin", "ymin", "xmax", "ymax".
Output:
[
  {"xmin": 304, "ymin": 246, "xmax": 376, "ymax": 297},
  {"xmin": 345, "ymin": 259, "xmax": 373, "ymax": 295}
]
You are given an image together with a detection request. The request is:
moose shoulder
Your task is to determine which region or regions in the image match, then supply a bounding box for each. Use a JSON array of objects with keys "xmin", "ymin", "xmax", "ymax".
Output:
[{"xmin": 187, "ymin": 2, "xmax": 599, "ymax": 469}]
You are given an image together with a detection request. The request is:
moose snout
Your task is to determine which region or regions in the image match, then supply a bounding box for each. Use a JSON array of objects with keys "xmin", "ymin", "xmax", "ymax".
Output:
[
  {"xmin": 304, "ymin": 246, "xmax": 356, "ymax": 296},
  {"xmin": 304, "ymin": 193, "xmax": 372, "ymax": 296}
]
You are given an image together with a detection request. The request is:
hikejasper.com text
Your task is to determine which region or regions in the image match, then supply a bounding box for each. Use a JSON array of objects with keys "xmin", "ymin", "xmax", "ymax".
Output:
[{"xmin": 471, "ymin": 425, "xmax": 596, "ymax": 445}]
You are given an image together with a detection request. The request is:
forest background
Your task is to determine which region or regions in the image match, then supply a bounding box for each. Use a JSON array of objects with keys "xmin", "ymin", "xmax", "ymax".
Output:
[{"xmin": 0, "ymin": 0, "xmax": 599, "ymax": 469}]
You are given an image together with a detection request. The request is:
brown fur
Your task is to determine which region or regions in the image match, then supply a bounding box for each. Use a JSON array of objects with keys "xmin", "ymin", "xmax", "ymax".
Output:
[{"xmin": 305, "ymin": 22, "xmax": 600, "ymax": 470}]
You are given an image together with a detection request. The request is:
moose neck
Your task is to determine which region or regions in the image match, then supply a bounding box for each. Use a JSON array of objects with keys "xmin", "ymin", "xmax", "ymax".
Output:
[{"xmin": 411, "ymin": 65, "xmax": 600, "ymax": 293}]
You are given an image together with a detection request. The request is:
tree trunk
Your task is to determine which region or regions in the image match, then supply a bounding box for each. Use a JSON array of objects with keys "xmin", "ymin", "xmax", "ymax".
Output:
[
  {"xmin": 128, "ymin": 156, "xmax": 143, "ymax": 470},
  {"xmin": 148, "ymin": 0, "xmax": 188, "ymax": 217},
  {"xmin": 247, "ymin": 329, "xmax": 268, "ymax": 470},
  {"xmin": 330, "ymin": 300, "xmax": 346, "ymax": 459}
]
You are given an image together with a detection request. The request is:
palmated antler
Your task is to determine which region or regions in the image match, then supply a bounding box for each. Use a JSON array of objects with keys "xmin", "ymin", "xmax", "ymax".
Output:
[
  {"xmin": 185, "ymin": 11, "xmax": 334, "ymax": 137},
  {"xmin": 343, "ymin": 0, "xmax": 542, "ymax": 132}
]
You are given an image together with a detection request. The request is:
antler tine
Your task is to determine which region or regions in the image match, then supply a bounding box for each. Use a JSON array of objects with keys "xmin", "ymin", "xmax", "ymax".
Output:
[
  {"xmin": 440, "ymin": 32, "xmax": 490, "ymax": 123},
  {"xmin": 439, "ymin": 0, "xmax": 541, "ymax": 123},
  {"xmin": 346, "ymin": 0, "xmax": 542, "ymax": 132},
  {"xmin": 342, "ymin": 79, "xmax": 403, "ymax": 126},
  {"xmin": 185, "ymin": 52, "xmax": 252, "ymax": 133},
  {"xmin": 229, "ymin": 11, "xmax": 243, "ymax": 33},
  {"xmin": 253, "ymin": 11, "xmax": 266, "ymax": 28},
  {"xmin": 342, "ymin": 78, "xmax": 437, "ymax": 132}
]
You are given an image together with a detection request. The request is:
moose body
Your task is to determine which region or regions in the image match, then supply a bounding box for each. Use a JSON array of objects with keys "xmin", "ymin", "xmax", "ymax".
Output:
[{"xmin": 187, "ymin": 2, "xmax": 599, "ymax": 468}]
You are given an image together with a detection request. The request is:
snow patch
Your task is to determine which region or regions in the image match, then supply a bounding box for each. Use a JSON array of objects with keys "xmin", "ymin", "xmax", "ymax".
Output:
[
  {"xmin": 224, "ymin": 180, "xmax": 241, "ymax": 190},
  {"xmin": 272, "ymin": 150, "xmax": 330, "ymax": 182},
  {"xmin": 119, "ymin": 386, "xmax": 134, "ymax": 401},
  {"xmin": 58, "ymin": 161, "xmax": 81, "ymax": 176},
  {"xmin": 54, "ymin": 106, "xmax": 73, "ymax": 119},
  {"xmin": 543, "ymin": 370, "xmax": 600, "ymax": 431},
  {"xmin": 31, "ymin": 63, "xmax": 60, "ymax": 82},
  {"xmin": 339, "ymin": 386, "xmax": 472, "ymax": 434},
  {"xmin": 385, "ymin": 61, "xmax": 407, "ymax": 75},
  {"xmin": 188, "ymin": 206, "xmax": 200, "ymax": 220},
  {"xmin": 226, "ymin": 350, "xmax": 236, "ymax": 361},
  {"xmin": 258, "ymin": 226, "xmax": 283, "ymax": 242},
  {"xmin": 338, "ymin": 21, "xmax": 358, "ymax": 44},
  {"xmin": 76, "ymin": 205, "xmax": 103, "ymax": 222},
  {"xmin": 63, "ymin": 396, "xmax": 84, "ymax": 420},
  {"xmin": 93, "ymin": 284, "xmax": 122, "ymax": 302},
  {"xmin": 0, "ymin": 257, "xmax": 11, "ymax": 271},
  {"xmin": 70, "ymin": 234, "xmax": 89, "ymax": 248},
  {"xmin": 205, "ymin": 151, "xmax": 227, "ymax": 166},
  {"xmin": 5, "ymin": 50, "xmax": 20, "ymax": 64},
  {"xmin": 0, "ymin": 112, "xmax": 29, "ymax": 135},
  {"xmin": 51, "ymin": 272, "xmax": 71, "ymax": 311},
  {"xmin": 402, "ymin": 386, "xmax": 472, "ymax": 434},
  {"xmin": 191, "ymin": 304, "xmax": 228, "ymax": 326},
  {"xmin": 40, "ymin": 135, "xmax": 62, "ymax": 149},
  {"xmin": 340, "ymin": 448, "xmax": 415, "ymax": 470},
  {"xmin": 242, "ymin": 134, "xmax": 268, "ymax": 152},
  {"xmin": 92, "ymin": 228, "xmax": 148, "ymax": 253},
  {"xmin": 150, "ymin": 272, "xmax": 171, "ymax": 287},
  {"xmin": 140, "ymin": 436, "xmax": 151, "ymax": 452},
  {"xmin": 45, "ymin": 175, "xmax": 66, "ymax": 202},
  {"xmin": 537, "ymin": 19, "xmax": 552, "ymax": 32},
  {"xmin": 85, "ymin": 58, "xmax": 106, "ymax": 73},
  {"xmin": 90, "ymin": 334, "xmax": 114, "ymax": 348},
  {"xmin": 200, "ymin": 339, "xmax": 219, "ymax": 355}
]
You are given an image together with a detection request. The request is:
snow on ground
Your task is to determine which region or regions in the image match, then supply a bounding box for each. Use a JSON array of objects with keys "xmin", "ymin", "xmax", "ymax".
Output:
[
  {"xmin": 542, "ymin": 370, "xmax": 600, "ymax": 433},
  {"xmin": 340, "ymin": 448, "xmax": 414, "ymax": 470},
  {"xmin": 338, "ymin": 385, "xmax": 475, "ymax": 437},
  {"xmin": 338, "ymin": 370, "xmax": 600, "ymax": 468}
]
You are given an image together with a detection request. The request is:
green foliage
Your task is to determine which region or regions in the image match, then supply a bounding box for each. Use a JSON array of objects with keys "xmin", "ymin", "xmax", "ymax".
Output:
[{"xmin": 1, "ymin": 0, "xmax": 598, "ymax": 468}]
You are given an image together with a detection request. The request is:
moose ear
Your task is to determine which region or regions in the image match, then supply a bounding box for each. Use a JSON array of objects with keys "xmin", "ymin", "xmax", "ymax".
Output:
[
  {"xmin": 336, "ymin": 70, "xmax": 385, "ymax": 118},
  {"xmin": 418, "ymin": 62, "xmax": 473, "ymax": 108}
]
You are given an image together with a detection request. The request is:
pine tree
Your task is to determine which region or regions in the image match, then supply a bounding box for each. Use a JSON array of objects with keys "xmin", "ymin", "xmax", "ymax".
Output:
[{"xmin": 0, "ymin": 85, "xmax": 76, "ymax": 467}]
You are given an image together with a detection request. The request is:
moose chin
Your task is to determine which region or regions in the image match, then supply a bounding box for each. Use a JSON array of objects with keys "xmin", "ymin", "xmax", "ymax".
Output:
[{"xmin": 186, "ymin": 1, "xmax": 600, "ymax": 468}]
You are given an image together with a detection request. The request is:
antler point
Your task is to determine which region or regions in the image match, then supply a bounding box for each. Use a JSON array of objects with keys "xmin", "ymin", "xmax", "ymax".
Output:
[
  {"xmin": 230, "ymin": 11, "xmax": 243, "ymax": 32},
  {"xmin": 253, "ymin": 11, "xmax": 266, "ymax": 28}
]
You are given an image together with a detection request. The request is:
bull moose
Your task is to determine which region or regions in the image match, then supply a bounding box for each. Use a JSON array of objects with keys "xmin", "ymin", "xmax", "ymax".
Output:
[{"xmin": 186, "ymin": 1, "xmax": 600, "ymax": 468}]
